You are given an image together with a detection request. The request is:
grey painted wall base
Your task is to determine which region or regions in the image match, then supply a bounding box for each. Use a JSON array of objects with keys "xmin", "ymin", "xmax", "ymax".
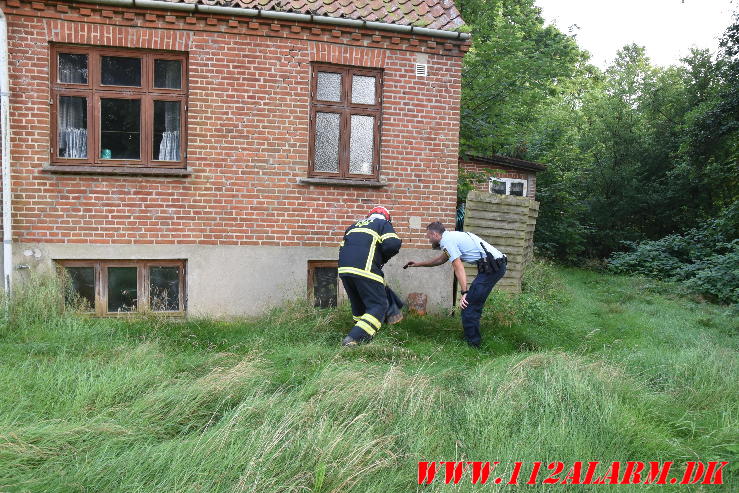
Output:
[{"xmin": 11, "ymin": 243, "xmax": 453, "ymax": 317}]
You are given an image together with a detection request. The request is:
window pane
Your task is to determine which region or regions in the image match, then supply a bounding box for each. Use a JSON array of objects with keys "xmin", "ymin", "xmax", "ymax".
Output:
[
  {"xmin": 107, "ymin": 267, "xmax": 137, "ymax": 312},
  {"xmin": 316, "ymin": 72, "xmax": 341, "ymax": 102},
  {"xmin": 314, "ymin": 112, "xmax": 340, "ymax": 172},
  {"xmin": 150, "ymin": 266, "xmax": 180, "ymax": 311},
  {"xmin": 58, "ymin": 96, "xmax": 87, "ymax": 159},
  {"xmin": 153, "ymin": 101, "xmax": 180, "ymax": 161},
  {"xmin": 58, "ymin": 53, "xmax": 88, "ymax": 84},
  {"xmin": 101, "ymin": 56, "xmax": 141, "ymax": 86},
  {"xmin": 351, "ymin": 75, "xmax": 376, "ymax": 105},
  {"xmin": 349, "ymin": 115, "xmax": 374, "ymax": 175},
  {"xmin": 154, "ymin": 59, "xmax": 182, "ymax": 89},
  {"xmin": 490, "ymin": 180, "xmax": 506, "ymax": 195},
  {"xmin": 64, "ymin": 267, "xmax": 95, "ymax": 311},
  {"xmin": 101, "ymin": 98, "xmax": 140, "ymax": 160},
  {"xmin": 313, "ymin": 267, "xmax": 337, "ymax": 308},
  {"xmin": 510, "ymin": 182, "xmax": 524, "ymax": 196}
]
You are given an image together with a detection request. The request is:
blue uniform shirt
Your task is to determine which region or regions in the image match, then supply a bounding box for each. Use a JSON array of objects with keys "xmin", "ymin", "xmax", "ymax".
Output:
[{"xmin": 439, "ymin": 231, "xmax": 505, "ymax": 264}]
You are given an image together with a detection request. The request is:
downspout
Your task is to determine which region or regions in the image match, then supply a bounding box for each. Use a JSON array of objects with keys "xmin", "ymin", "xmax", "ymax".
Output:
[{"xmin": 0, "ymin": 7, "xmax": 10, "ymax": 298}]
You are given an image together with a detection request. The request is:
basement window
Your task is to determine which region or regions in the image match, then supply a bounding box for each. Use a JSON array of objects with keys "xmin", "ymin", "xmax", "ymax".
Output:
[
  {"xmin": 56, "ymin": 260, "xmax": 186, "ymax": 315},
  {"xmin": 307, "ymin": 261, "xmax": 338, "ymax": 308},
  {"xmin": 489, "ymin": 178, "xmax": 527, "ymax": 197}
]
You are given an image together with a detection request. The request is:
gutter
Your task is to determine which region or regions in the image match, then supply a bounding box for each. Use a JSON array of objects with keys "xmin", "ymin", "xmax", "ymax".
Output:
[
  {"xmin": 74, "ymin": 0, "xmax": 472, "ymax": 41},
  {"xmin": 0, "ymin": 7, "xmax": 11, "ymax": 297}
]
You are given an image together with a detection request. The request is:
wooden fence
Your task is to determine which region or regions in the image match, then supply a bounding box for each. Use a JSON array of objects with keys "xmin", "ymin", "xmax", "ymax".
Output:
[{"xmin": 461, "ymin": 190, "xmax": 540, "ymax": 293}]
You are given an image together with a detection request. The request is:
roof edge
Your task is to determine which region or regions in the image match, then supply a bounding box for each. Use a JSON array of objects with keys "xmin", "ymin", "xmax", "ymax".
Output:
[
  {"xmin": 461, "ymin": 154, "xmax": 548, "ymax": 172},
  {"xmin": 73, "ymin": 0, "xmax": 472, "ymax": 41}
]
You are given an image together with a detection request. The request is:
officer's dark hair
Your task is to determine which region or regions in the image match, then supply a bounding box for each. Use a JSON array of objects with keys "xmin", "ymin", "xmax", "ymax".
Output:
[{"xmin": 426, "ymin": 222, "xmax": 446, "ymax": 235}]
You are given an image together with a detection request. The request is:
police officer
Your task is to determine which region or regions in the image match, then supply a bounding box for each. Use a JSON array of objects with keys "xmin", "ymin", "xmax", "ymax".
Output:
[
  {"xmin": 404, "ymin": 221, "xmax": 507, "ymax": 347},
  {"xmin": 338, "ymin": 206, "xmax": 402, "ymax": 346}
]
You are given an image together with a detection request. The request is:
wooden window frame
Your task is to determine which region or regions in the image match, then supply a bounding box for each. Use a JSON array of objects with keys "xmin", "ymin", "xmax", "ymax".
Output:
[
  {"xmin": 56, "ymin": 259, "xmax": 187, "ymax": 316},
  {"xmin": 308, "ymin": 64, "xmax": 382, "ymax": 180},
  {"xmin": 50, "ymin": 45, "xmax": 188, "ymax": 169},
  {"xmin": 307, "ymin": 260, "xmax": 341, "ymax": 308}
]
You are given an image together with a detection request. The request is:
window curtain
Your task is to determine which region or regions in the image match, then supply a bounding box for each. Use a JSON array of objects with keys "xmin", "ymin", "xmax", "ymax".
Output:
[
  {"xmin": 58, "ymin": 97, "xmax": 87, "ymax": 158},
  {"xmin": 157, "ymin": 102, "xmax": 180, "ymax": 161}
]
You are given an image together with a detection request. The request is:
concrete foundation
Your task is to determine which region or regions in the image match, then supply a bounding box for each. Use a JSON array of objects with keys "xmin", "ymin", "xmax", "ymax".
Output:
[{"xmin": 10, "ymin": 243, "xmax": 453, "ymax": 317}]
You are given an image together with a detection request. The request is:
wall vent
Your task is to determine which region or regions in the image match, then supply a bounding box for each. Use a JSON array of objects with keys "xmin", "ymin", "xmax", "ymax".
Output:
[{"xmin": 415, "ymin": 63, "xmax": 428, "ymax": 77}]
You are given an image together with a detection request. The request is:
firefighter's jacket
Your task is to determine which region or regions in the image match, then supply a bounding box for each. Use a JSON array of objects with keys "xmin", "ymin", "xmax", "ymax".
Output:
[{"xmin": 338, "ymin": 217, "xmax": 402, "ymax": 284}]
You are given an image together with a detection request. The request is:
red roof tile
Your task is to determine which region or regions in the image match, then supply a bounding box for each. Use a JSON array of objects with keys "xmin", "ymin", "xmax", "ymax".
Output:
[{"xmin": 157, "ymin": 0, "xmax": 466, "ymax": 31}]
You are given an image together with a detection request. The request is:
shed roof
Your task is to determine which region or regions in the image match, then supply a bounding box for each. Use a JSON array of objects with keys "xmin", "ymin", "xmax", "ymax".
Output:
[
  {"xmin": 461, "ymin": 154, "xmax": 548, "ymax": 173},
  {"xmin": 158, "ymin": 0, "xmax": 465, "ymax": 32}
]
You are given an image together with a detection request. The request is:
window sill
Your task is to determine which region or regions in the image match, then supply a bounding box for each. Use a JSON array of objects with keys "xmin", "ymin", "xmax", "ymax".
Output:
[
  {"xmin": 298, "ymin": 177, "xmax": 387, "ymax": 188},
  {"xmin": 43, "ymin": 165, "xmax": 191, "ymax": 177}
]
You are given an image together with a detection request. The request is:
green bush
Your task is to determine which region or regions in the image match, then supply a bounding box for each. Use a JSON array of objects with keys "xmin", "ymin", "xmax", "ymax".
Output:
[
  {"xmin": 607, "ymin": 202, "xmax": 739, "ymax": 304},
  {"xmin": 681, "ymin": 244, "xmax": 739, "ymax": 304}
]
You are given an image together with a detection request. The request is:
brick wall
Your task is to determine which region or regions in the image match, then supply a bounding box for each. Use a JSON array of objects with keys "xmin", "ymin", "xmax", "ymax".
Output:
[
  {"xmin": 2, "ymin": 0, "xmax": 467, "ymax": 249},
  {"xmin": 459, "ymin": 159, "xmax": 537, "ymax": 199}
]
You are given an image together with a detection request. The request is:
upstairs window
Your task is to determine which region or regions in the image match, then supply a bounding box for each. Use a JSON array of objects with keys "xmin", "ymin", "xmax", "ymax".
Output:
[
  {"xmin": 489, "ymin": 177, "xmax": 528, "ymax": 197},
  {"xmin": 309, "ymin": 64, "xmax": 382, "ymax": 180},
  {"xmin": 51, "ymin": 46, "xmax": 187, "ymax": 168}
]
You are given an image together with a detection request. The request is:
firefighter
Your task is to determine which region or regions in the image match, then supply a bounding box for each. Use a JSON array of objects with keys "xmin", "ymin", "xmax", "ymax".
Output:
[
  {"xmin": 338, "ymin": 206, "xmax": 402, "ymax": 346},
  {"xmin": 404, "ymin": 221, "xmax": 507, "ymax": 347}
]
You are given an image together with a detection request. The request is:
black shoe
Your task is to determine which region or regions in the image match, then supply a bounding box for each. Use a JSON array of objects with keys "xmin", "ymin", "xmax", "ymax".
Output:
[
  {"xmin": 342, "ymin": 336, "xmax": 359, "ymax": 347},
  {"xmin": 342, "ymin": 334, "xmax": 373, "ymax": 346}
]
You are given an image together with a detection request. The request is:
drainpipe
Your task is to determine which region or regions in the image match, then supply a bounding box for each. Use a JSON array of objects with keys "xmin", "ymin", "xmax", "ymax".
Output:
[{"xmin": 0, "ymin": 7, "xmax": 11, "ymax": 297}]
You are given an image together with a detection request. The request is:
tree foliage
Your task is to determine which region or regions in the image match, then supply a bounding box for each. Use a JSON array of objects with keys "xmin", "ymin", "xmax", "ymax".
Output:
[
  {"xmin": 460, "ymin": 3, "xmax": 739, "ymax": 266},
  {"xmin": 458, "ymin": 0, "xmax": 587, "ymax": 157}
]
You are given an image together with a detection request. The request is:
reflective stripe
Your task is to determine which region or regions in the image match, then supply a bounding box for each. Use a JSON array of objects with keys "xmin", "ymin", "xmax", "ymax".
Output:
[
  {"xmin": 346, "ymin": 227, "xmax": 380, "ymax": 240},
  {"xmin": 353, "ymin": 315, "xmax": 361, "ymax": 322},
  {"xmin": 339, "ymin": 241, "xmax": 345, "ymax": 247},
  {"xmin": 361, "ymin": 313, "xmax": 381, "ymax": 329},
  {"xmin": 338, "ymin": 266, "xmax": 385, "ymax": 284},
  {"xmin": 379, "ymin": 232, "xmax": 399, "ymax": 242},
  {"xmin": 355, "ymin": 319, "xmax": 376, "ymax": 336},
  {"xmin": 365, "ymin": 238, "xmax": 377, "ymax": 271}
]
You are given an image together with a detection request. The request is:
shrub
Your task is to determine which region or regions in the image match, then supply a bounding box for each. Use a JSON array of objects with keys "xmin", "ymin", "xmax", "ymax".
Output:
[{"xmin": 607, "ymin": 202, "xmax": 739, "ymax": 304}]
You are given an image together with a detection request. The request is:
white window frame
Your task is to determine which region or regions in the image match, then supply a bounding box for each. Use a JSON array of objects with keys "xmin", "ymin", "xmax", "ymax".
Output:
[{"xmin": 489, "ymin": 177, "xmax": 528, "ymax": 197}]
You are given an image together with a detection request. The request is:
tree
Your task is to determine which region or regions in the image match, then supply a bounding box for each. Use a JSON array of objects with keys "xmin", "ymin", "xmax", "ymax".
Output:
[
  {"xmin": 458, "ymin": 0, "xmax": 587, "ymax": 157},
  {"xmin": 458, "ymin": 3, "xmax": 738, "ymax": 261}
]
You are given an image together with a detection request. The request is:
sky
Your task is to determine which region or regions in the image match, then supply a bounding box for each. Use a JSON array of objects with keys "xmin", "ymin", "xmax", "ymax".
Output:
[{"xmin": 535, "ymin": 0, "xmax": 737, "ymax": 68}]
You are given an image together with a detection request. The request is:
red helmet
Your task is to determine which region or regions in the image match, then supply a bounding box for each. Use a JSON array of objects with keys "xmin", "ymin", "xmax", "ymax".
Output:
[{"xmin": 368, "ymin": 206, "xmax": 391, "ymax": 222}]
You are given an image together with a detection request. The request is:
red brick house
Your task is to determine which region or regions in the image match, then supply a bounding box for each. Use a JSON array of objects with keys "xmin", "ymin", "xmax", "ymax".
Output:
[{"xmin": 0, "ymin": 0, "xmax": 470, "ymax": 315}]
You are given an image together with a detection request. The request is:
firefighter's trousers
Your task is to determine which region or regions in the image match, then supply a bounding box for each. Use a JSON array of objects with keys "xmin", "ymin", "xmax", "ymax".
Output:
[{"xmin": 340, "ymin": 274, "xmax": 388, "ymax": 341}]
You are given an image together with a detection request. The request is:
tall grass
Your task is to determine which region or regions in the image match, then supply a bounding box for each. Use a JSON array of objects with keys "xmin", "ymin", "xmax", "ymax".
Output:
[{"xmin": 0, "ymin": 263, "xmax": 736, "ymax": 492}]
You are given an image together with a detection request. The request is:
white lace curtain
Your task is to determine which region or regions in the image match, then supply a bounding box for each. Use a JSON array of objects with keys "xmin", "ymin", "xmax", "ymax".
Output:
[
  {"xmin": 157, "ymin": 102, "xmax": 180, "ymax": 161},
  {"xmin": 158, "ymin": 130, "xmax": 179, "ymax": 161},
  {"xmin": 58, "ymin": 97, "xmax": 87, "ymax": 159}
]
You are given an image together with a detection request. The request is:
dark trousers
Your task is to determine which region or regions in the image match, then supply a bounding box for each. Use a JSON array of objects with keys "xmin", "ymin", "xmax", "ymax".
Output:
[
  {"xmin": 461, "ymin": 262, "xmax": 507, "ymax": 346},
  {"xmin": 384, "ymin": 286, "xmax": 404, "ymax": 322},
  {"xmin": 340, "ymin": 275, "xmax": 388, "ymax": 341}
]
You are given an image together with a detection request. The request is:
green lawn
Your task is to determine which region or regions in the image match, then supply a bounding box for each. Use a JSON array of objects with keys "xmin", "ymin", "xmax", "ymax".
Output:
[{"xmin": 1, "ymin": 263, "xmax": 737, "ymax": 492}]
